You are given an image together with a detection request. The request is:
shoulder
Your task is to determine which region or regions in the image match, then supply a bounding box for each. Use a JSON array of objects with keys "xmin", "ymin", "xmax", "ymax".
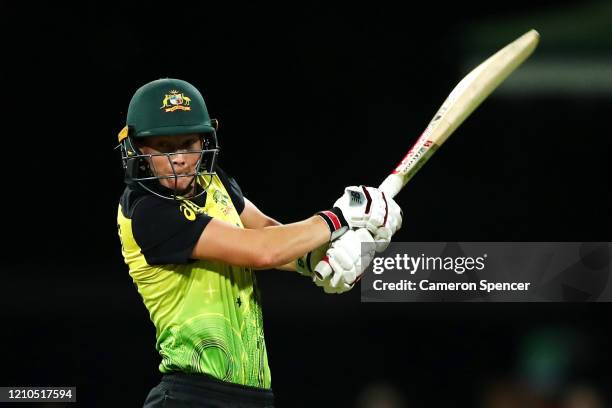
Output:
[
  {"xmin": 119, "ymin": 184, "xmax": 151, "ymax": 219},
  {"xmin": 121, "ymin": 187, "xmax": 212, "ymax": 265},
  {"xmin": 214, "ymin": 165, "xmax": 245, "ymax": 214},
  {"xmin": 215, "ymin": 165, "xmax": 238, "ymax": 187},
  {"xmin": 119, "ymin": 184, "xmax": 180, "ymax": 220}
]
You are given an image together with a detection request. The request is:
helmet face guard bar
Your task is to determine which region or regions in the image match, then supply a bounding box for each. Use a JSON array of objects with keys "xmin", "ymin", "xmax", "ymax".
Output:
[{"xmin": 120, "ymin": 132, "xmax": 220, "ymax": 200}]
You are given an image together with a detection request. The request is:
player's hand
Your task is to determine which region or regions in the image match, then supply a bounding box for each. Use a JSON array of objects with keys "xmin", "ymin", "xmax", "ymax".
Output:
[
  {"xmin": 312, "ymin": 228, "xmax": 376, "ymax": 294},
  {"xmin": 317, "ymin": 186, "xmax": 389, "ymax": 241},
  {"xmin": 295, "ymin": 243, "xmax": 328, "ymax": 277},
  {"xmin": 371, "ymin": 196, "xmax": 403, "ymax": 252}
]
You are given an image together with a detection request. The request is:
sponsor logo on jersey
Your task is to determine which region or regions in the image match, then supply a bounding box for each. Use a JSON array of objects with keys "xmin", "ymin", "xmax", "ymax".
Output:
[
  {"xmin": 213, "ymin": 190, "xmax": 229, "ymax": 206},
  {"xmin": 213, "ymin": 190, "xmax": 234, "ymax": 216},
  {"xmin": 161, "ymin": 90, "xmax": 192, "ymax": 112}
]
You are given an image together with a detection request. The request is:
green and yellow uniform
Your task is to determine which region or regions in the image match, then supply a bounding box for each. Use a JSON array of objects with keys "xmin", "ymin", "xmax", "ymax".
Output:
[{"xmin": 117, "ymin": 168, "xmax": 271, "ymax": 389}]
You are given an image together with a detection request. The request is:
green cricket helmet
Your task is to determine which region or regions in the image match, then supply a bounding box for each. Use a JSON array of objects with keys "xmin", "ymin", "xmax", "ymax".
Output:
[{"xmin": 118, "ymin": 78, "xmax": 220, "ymax": 200}]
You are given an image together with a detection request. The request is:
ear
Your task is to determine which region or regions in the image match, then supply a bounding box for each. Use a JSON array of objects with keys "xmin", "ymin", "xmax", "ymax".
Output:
[{"xmin": 211, "ymin": 118, "xmax": 219, "ymax": 131}]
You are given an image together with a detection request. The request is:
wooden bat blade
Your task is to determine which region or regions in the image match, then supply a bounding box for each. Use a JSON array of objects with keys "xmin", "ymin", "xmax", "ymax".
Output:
[{"xmin": 379, "ymin": 29, "xmax": 540, "ymax": 198}]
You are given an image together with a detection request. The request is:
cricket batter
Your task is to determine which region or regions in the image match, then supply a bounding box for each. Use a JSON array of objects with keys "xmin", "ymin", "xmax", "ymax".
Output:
[{"xmin": 116, "ymin": 78, "xmax": 402, "ymax": 407}]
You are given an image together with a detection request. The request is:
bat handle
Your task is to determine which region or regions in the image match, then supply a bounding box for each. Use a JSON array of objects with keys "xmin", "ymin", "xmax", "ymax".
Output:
[{"xmin": 378, "ymin": 173, "xmax": 404, "ymax": 199}]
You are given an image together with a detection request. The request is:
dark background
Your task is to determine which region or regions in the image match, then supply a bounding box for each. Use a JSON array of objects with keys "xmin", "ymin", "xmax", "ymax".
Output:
[{"xmin": 1, "ymin": 1, "xmax": 611, "ymax": 407}]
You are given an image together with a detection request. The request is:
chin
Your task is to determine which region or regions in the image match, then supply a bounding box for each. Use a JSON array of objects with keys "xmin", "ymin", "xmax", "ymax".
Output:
[{"xmin": 163, "ymin": 178, "xmax": 195, "ymax": 193}]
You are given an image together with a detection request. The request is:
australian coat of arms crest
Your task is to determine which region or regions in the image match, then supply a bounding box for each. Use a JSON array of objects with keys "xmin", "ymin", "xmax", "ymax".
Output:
[{"xmin": 161, "ymin": 90, "xmax": 192, "ymax": 112}]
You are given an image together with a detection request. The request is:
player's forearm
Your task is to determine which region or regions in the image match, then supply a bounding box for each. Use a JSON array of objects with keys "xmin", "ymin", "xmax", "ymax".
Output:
[
  {"xmin": 243, "ymin": 210, "xmax": 299, "ymax": 271},
  {"xmin": 274, "ymin": 260, "xmax": 297, "ymax": 272},
  {"xmin": 255, "ymin": 216, "xmax": 329, "ymax": 268},
  {"xmin": 193, "ymin": 216, "xmax": 330, "ymax": 268}
]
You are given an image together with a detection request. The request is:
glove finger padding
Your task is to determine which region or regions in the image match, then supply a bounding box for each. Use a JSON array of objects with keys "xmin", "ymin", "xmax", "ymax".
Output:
[
  {"xmin": 352, "ymin": 228, "xmax": 376, "ymax": 282},
  {"xmin": 330, "ymin": 244, "xmax": 357, "ymax": 271},
  {"xmin": 313, "ymin": 260, "xmax": 333, "ymax": 285},
  {"xmin": 330, "ymin": 264, "xmax": 355, "ymax": 289},
  {"xmin": 314, "ymin": 257, "xmax": 352, "ymax": 293},
  {"xmin": 313, "ymin": 260, "xmax": 345, "ymax": 293},
  {"xmin": 331, "ymin": 229, "xmax": 364, "ymax": 287},
  {"xmin": 371, "ymin": 196, "xmax": 402, "ymax": 253},
  {"xmin": 373, "ymin": 226, "xmax": 392, "ymax": 253},
  {"xmin": 364, "ymin": 189, "xmax": 388, "ymax": 233},
  {"xmin": 313, "ymin": 230, "xmax": 357, "ymax": 282},
  {"xmin": 313, "ymin": 228, "xmax": 374, "ymax": 294},
  {"xmin": 324, "ymin": 244, "xmax": 357, "ymax": 290}
]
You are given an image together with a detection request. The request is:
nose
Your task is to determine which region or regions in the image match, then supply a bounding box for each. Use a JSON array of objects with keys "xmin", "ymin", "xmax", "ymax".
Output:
[{"xmin": 171, "ymin": 151, "xmax": 186, "ymax": 167}]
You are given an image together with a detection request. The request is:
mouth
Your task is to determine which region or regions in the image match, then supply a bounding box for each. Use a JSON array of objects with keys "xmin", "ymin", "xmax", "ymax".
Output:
[{"xmin": 165, "ymin": 173, "xmax": 193, "ymax": 178}]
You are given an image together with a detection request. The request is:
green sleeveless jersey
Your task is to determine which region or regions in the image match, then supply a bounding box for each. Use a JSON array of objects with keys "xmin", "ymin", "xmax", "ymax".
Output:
[{"xmin": 117, "ymin": 171, "xmax": 271, "ymax": 389}]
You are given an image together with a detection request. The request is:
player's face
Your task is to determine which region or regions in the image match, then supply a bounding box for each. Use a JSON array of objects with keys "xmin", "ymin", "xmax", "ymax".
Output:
[{"xmin": 138, "ymin": 133, "xmax": 203, "ymax": 193}]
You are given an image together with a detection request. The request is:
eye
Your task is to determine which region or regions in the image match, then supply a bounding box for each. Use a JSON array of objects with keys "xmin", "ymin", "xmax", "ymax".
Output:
[
  {"xmin": 157, "ymin": 142, "xmax": 171, "ymax": 150},
  {"xmin": 185, "ymin": 138, "xmax": 201, "ymax": 149}
]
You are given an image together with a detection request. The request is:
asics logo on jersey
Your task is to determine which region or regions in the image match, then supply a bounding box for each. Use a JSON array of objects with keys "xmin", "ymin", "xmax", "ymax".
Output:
[
  {"xmin": 179, "ymin": 204, "xmax": 196, "ymax": 221},
  {"xmin": 179, "ymin": 200, "xmax": 204, "ymax": 221}
]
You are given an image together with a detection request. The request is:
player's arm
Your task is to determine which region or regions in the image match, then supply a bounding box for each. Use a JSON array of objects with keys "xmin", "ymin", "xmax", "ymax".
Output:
[
  {"xmin": 192, "ymin": 216, "xmax": 328, "ymax": 269},
  {"xmin": 240, "ymin": 198, "xmax": 281, "ymax": 229},
  {"xmin": 239, "ymin": 198, "xmax": 297, "ymax": 271},
  {"xmin": 219, "ymin": 165, "xmax": 321, "ymax": 270},
  {"xmin": 215, "ymin": 171, "xmax": 305, "ymax": 269},
  {"xmin": 192, "ymin": 186, "xmax": 392, "ymax": 269}
]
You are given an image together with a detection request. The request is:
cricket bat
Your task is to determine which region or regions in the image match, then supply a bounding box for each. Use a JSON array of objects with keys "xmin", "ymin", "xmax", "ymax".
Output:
[{"xmin": 378, "ymin": 29, "xmax": 540, "ymax": 198}]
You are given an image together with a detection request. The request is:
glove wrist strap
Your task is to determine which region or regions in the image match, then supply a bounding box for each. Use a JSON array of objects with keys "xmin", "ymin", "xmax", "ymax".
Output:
[
  {"xmin": 316, "ymin": 208, "xmax": 349, "ymax": 241},
  {"xmin": 296, "ymin": 251, "xmax": 315, "ymax": 277}
]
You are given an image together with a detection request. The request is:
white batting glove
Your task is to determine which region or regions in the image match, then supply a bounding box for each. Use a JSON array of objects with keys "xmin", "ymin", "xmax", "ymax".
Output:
[
  {"xmin": 295, "ymin": 244, "xmax": 328, "ymax": 277},
  {"xmin": 372, "ymin": 196, "xmax": 403, "ymax": 252},
  {"xmin": 312, "ymin": 228, "xmax": 376, "ymax": 294},
  {"xmin": 317, "ymin": 186, "xmax": 389, "ymax": 241}
]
